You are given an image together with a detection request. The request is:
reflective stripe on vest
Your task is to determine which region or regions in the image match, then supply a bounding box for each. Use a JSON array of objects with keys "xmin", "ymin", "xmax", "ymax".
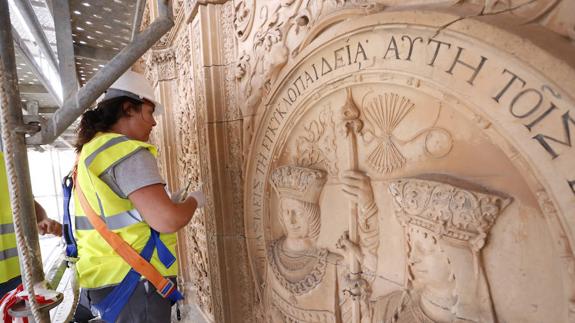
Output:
[
  {"xmin": 0, "ymin": 223, "xmax": 14, "ymax": 235},
  {"xmin": 0, "ymin": 247, "xmax": 18, "ymax": 261},
  {"xmin": 75, "ymin": 209, "xmax": 143, "ymax": 230},
  {"xmin": 74, "ymin": 133, "xmax": 178, "ymax": 289},
  {"xmin": 84, "ymin": 136, "xmax": 129, "ymax": 168},
  {"xmin": 0, "ymin": 151, "xmax": 21, "ymax": 283}
]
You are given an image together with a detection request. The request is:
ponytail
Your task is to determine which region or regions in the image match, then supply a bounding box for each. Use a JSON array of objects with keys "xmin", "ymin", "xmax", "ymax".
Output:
[{"xmin": 75, "ymin": 97, "xmax": 142, "ymax": 152}]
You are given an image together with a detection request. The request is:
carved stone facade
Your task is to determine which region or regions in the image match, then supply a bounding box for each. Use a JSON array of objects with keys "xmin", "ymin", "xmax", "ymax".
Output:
[
  {"xmin": 143, "ymin": 1, "xmax": 253, "ymax": 322},
  {"xmin": 143, "ymin": 0, "xmax": 575, "ymax": 322}
]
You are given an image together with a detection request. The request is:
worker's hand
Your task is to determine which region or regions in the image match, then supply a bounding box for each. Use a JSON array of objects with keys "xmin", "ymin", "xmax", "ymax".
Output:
[
  {"xmin": 37, "ymin": 218, "xmax": 62, "ymax": 236},
  {"xmin": 169, "ymin": 188, "xmax": 187, "ymax": 203},
  {"xmin": 188, "ymin": 191, "xmax": 206, "ymax": 208}
]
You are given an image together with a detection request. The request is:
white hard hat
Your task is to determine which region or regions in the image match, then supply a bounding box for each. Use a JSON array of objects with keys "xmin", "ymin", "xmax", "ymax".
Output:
[{"xmin": 99, "ymin": 70, "xmax": 163, "ymax": 114}]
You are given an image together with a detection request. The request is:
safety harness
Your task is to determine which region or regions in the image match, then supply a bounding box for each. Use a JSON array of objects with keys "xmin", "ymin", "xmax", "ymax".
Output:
[{"xmin": 62, "ymin": 170, "xmax": 183, "ymax": 323}]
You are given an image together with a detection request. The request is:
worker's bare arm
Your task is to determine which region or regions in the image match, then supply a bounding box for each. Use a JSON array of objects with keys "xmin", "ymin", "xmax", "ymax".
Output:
[
  {"xmin": 128, "ymin": 183, "xmax": 197, "ymax": 233},
  {"xmin": 35, "ymin": 200, "xmax": 62, "ymax": 236}
]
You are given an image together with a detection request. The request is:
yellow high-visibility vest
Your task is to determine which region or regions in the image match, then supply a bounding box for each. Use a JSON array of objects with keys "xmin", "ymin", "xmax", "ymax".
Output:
[
  {"xmin": 74, "ymin": 132, "xmax": 177, "ymax": 289},
  {"xmin": 0, "ymin": 151, "xmax": 21, "ymax": 284}
]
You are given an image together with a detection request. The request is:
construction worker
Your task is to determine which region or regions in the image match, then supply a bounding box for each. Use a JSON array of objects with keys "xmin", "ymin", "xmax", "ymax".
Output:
[
  {"xmin": 0, "ymin": 148, "xmax": 63, "ymax": 299},
  {"xmin": 73, "ymin": 70, "xmax": 203, "ymax": 323}
]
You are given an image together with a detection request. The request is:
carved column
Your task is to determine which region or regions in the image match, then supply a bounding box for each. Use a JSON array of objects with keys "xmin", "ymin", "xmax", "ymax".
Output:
[
  {"xmin": 188, "ymin": 1, "xmax": 256, "ymax": 322},
  {"xmin": 147, "ymin": 48, "xmax": 179, "ymax": 188}
]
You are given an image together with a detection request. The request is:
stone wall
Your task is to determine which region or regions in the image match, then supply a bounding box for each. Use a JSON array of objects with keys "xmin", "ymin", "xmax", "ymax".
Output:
[{"xmin": 144, "ymin": 0, "xmax": 575, "ymax": 322}]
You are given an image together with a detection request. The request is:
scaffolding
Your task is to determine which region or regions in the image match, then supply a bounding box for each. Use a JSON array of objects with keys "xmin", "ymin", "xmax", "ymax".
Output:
[{"xmin": 0, "ymin": 0, "xmax": 174, "ymax": 321}]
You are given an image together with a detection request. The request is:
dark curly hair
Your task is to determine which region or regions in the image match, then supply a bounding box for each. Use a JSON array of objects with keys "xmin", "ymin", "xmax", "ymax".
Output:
[{"xmin": 75, "ymin": 96, "xmax": 143, "ymax": 152}]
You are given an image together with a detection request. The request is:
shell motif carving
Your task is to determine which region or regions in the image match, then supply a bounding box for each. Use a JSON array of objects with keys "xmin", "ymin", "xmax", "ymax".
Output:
[
  {"xmin": 359, "ymin": 91, "xmax": 454, "ymax": 174},
  {"xmin": 363, "ymin": 93, "xmax": 414, "ymax": 174}
]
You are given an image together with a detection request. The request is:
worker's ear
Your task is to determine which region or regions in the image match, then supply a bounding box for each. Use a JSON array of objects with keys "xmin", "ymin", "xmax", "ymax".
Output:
[{"xmin": 122, "ymin": 101, "xmax": 137, "ymax": 116}]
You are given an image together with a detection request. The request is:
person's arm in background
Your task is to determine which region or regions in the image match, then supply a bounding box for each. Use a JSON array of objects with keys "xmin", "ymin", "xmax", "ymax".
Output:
[{"xmin": 35, "ymin": 200, "xmax": 62, "ymax": 236}]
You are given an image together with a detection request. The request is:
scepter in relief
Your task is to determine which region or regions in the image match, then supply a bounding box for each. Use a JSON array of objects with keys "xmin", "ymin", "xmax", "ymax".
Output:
[{"xmin": 340, "ymin": 87, "xmax": 366, "ymax": 323}]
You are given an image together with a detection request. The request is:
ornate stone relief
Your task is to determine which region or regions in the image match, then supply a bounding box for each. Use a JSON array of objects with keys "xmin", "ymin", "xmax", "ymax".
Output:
[
  {"xmin": 291, "ymin": 107, "xmax": 339, "ymax": 176},
  {"xmin": 233, "ymin": 0, "xmax": 385, "ymax": 153},
  {"xmin": 187, "ymin": 14, "xmax": 221, "ymax": 321},
  {"xmin": 266, "ymin": 165, "xmax": 343, "ymax": 322},
  {"xmin": 146, "ymin": 48, "xmax": 177, "ymax": 85},
  {"xmin": 221, "ymin": 2, "xmax": 258, "ymax": 322},
  {"xmin": 173, "ymin": 0, "xmax": 185, "ymax": 17},
  {"xmin": 143, "ymin": 1, "xmax": 575, "ymax": 322},
  {"xmin": 244, "ymin": 7, "xmax": 575, "ymax": 323},
  {"xmin": 234, "ymin": 0, "xmax": 575, "ymax": 158},
  {"xmin": 172, "ymin": 27, "xmax": 214, "ymax": 320},
  {"xmin": 358, "ymin": 91, "xmax": 453, "ymax": 174},
  {"xmin": 534, "ymin": 189, "xmax": 575, "ymax": 320},
  {"xmin": 373, "ymin": 178, "xmax": 511, "ymax": 323},
  {"xmin": 184, "ymin": 212, "xmax": 213, "ymax": 314},
  {"xmin": 264, "ymin": 163, "xmax": 512, "ymax": 322},
  {"xmin": 140, "ymin": 1, "xmax": 150, "ymax": 32},
  {"xmin": 389, "ymin": 178, "xmax": 511, "ymax": 250},
  {"xmin": 234, "ymin": 0, "xmax": 255, "ymax": 41},
  {"xmin": 480, "ymin": 0, "xmax": 575, "ymax": 40}
]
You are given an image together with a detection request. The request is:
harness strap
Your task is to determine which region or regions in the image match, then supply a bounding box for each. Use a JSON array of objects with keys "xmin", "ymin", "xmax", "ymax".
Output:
[
  {"xmin": 92, "ymin": 229, "xmax": 181, "ymax": 322},
  {"xmin": 61, "ymin": 175, "xmax": 77, "ymax": 258},
  {"xmin": 75, "ymin": 184, "xmax": 183, "ymax": 303}
]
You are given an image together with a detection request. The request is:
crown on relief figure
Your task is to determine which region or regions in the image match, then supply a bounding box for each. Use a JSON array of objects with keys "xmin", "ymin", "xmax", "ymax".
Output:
[
  {"xmin": 389, "ymin": 178, "xmax": 512, "ymax": 247},
  {"xmin": 270, "ymin": 165, "xmax": 327, "ymax": 204}
]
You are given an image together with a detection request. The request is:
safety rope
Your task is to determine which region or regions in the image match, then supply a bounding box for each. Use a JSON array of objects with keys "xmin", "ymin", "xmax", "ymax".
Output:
[{"xmin": 0, "ymin": 65, "xmax": 43, "ymax": 322}]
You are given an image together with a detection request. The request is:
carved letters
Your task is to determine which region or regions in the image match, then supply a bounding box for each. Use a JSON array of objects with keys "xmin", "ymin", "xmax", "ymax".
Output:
[
  {"xmin": 144, "ymin": 1, "xmax": 575, "ymax": 322},
  {"xmin": 243, "ymin": 7, "xmax": 575, "ymax": 323}
]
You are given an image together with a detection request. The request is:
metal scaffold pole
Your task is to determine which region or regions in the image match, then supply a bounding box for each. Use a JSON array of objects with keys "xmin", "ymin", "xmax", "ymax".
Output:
[
  {"xmin": 0, "ymin": 0, "xmax": 175, "ymax": 321},
  {"xmin": 0, "ymin": 0, "xmax": 49, "ymax": 321},
  {"xmin": 28, "ymin": 0, "xmax": 175, "ymax": 146}
]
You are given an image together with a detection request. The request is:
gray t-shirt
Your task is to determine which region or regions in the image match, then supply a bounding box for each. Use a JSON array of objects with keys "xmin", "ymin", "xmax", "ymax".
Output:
[{"xmin": 99, "ymin": 148, "xmax": 165, "ymax": 198}]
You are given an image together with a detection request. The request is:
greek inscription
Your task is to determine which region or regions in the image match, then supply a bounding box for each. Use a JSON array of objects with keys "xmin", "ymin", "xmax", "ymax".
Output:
[
  {"xmin": 269, "ymin": 113, "xmax": 283, "ymax": 129},
  {"xmin": 427, "ymin": 39, "xmax": 451, "ymax": 67},
  {"xmin": 255, "ymin": 33, "xmax": 575, "ymax": 211},
  {"xmin": 293, "ymin": 76, "xmax": 305, "ymax": 95},
  {"xmin": 542, "ymin": 85, "xmax": 561, "ymax": 99},
  {"xmin": 492, "ymin": 69, "xmax": 527, "ymax": 103},
  {"xmin": 510, "ymin": 88, "xmax": 543, "ymax": 118},
  {"xmin": 384, "ymin": 36, "xmax": 400, "ymax": 59},
  {"xmin": 346, "ymin": 44, "xmax": 352, "ymax": 65},
  {"xmin": 445, "ymin": 46, "xmax": 488, "ymax": 85},
  {"xmin": 262, "ymin": 124, "xmax": 278, "ymax": 152},
  {"xmin": 525, "ymin": 103, "xmax": 558, "ymax": 131},
  {"xmin": 253, "ymin": 179, "xmax": 262, "ymax": 192},
  {"xmin": 321, "ymin": 57, "xmax": 333, "ymax": 76},
  {"xmin": 311, "ymin": 63, "xmax": 319, "ymax": 80},
  {"xmin": 262, "ymin": 135, "xmax": 272, "ymax": 152},
  {"xmin": 354, "ymin": 41, "xmax": 368, "ymax": 63},
  {"xmin": 279, "ymin": 41, "xmax": 369, "ymax": 107},
  {"xmin": 303, "ymin": 71, "xmax": 315, "ymax": 89},
  {"xmin": 256, "ymin": 152, "xmax": 268, "ymax": 175},
  {"xmin": 253, "ymin": 192, "xmax": 262, "ymax": 209},
  {"xmin": 287, "ymin": 88, "xmax": 298, "ymax": 103},
  {"xmin": 282, "ymin": 97, "xmax": 292, "ymax": 107},
  {"xmin": 533, "ymin": 111, "xmax": 575, "ymax": 159},
  {"xmin": 489, "ymin": 67, "xmax": 572, "ymax": 191},
  {"xmin": 401, "ymin": 35, "xmax": 423, "ymax": 61},
  {"xmin": 334, "ymin": 47, "xmax": 347, "ymax": 69},
  {"xmin": 274, "ymin": 105, "xmax": 288, "ymax": 122}
]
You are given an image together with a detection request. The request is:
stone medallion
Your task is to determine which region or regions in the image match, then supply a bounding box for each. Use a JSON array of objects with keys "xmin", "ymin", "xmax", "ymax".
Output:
[{"xmin": 244, "ymin": 8, "xmax": 575, "ymax": 323}]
